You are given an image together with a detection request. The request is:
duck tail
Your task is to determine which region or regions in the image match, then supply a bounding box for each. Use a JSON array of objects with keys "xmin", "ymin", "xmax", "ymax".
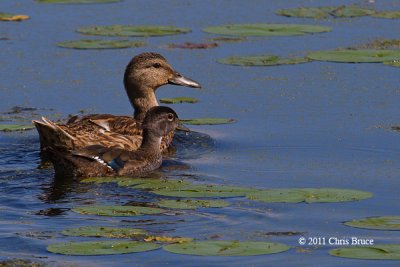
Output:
[{"xmin": 32, "ymin": 117, "xmax": 76, "ymax": 152}]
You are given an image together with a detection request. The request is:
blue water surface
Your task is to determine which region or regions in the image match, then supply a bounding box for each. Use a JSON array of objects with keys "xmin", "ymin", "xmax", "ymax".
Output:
[{"xmin": 1, "ymin": 0, "xmax": 400, "ymax": 266}]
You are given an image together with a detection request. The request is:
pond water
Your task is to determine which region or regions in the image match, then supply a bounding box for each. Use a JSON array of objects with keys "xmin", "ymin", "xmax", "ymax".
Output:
[{"xmin": 1, "ymin": 0, "xmax": 400, "ymax": 266}]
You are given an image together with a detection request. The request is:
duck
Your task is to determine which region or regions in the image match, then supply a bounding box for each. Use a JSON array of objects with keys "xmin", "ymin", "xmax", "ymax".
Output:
[
  {"xmin": 49, "ymin": 106, "xmax": 180, "ymax": 177},
  {"xmin": 33, "ymin": 52, "xmax": 201, "ymax": 158}
]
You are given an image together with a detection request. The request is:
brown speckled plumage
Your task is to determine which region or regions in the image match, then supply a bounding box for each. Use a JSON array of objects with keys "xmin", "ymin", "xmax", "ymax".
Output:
[
  {"xmin": 50, "ymin": 107, "xmax": 179, "ymax": 178},
  {"xmin": 33, "ymin": 52, "xmax": 200, "ymax": 157}
]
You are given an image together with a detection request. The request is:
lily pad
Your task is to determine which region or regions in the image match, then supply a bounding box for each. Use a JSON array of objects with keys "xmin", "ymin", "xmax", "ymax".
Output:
[
  {"xmin": 77, "ymin": 25, "xmax": 190, "ymax": 37},
  {"xmin": 0, "ymin": 259, "xmax": 45, "ymax": 267},
  {"xmin": 330, "ymin": 245, "xmax": 400, "ymax": 260},
  {"xmin": 329, "ymin": 5, "xmax": 376, "ymax": 17},
  {"xmin": 152, "ymin": 184, "xmax": 253, "ymax": 198},
  {"xmin": 218, "ymin": 55, "xmax": 310, "ymax": 66},
  {"xmin": 181, "ymin": 118, "xmax": 236, "ymax": 125},
  {"xmin": 308, "ymin": 49, "xmax": 400, "ymax": 63},
  {"xmin": 163, "ymin": 241, "xmax": 290, "ymax": 256},
  {"xmin": 57, "ymin": 39, "xmax": 145, "ymax": 49},
  {"xmin": 384, "ymin": 61, "xmax": 400, "ymax": 67},
  {"xmin": 0, "ymin": 124, "xmax": 34, "ymax": 132},
  {"xmin": 72, "ymin": 205, "xmax": 164, "ymax": 216},
  {"xmin": 0, "ymin": 12, "xmax": 29, "ymax": 21},
  {"xmin": 36, "ymin": 0, "xmax": 122, "ymax": 3},
  {"xmin": 157, "ymin": 199, "xmax": 230, "ymax": 209},
  {"xmin": 276, "ymin": 7, "xmax": 336, "ymax": 19},
  {"xmin": 144, "ymin": 236, "xmax": 193, "ymax": 243},
  {"xmin": 246, "ymin": 188, "xmax": 372, "ymax": 203},
  {"xmin": 47, "ymin": 240, "xmax": 160, "ymax": 255},
  {"xmin": 62, "ymin": 226, "xmax": 148, "ymax": 238},
  {"xmin": 372, "ymin": 11, "xmax": 400, "ymax": 19},
  {"xmin": 132, "ymin": 179, "xmax": 191, "ymax": 190},
  {"xmin": 344, "ymin": 216, "xmax": 400, "ymax": 230},
  {"xmin": 160, "ymin": 97, "xmax": 199, "ymax": 104},
  {"xmin": 203, "ymin": 24, "xmax": 332, "ymax": 36},
  {"xmin": 167, "ymin": 42, "xmax": 218, "ymax": 49}
]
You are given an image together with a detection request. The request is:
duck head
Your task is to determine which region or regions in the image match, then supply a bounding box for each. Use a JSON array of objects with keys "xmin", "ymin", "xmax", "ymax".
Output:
[
  {"xmin": 124, "ymin": 52, "xmax": 201, "ymax": 121},
  {"xmin": 140, "ymin": 106, "xmax": 179, "ymax": 149}
]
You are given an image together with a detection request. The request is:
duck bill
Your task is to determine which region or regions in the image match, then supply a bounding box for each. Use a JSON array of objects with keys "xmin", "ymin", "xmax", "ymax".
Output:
[
  {"xmin": 176, "ymin": 120, "xmax": 191, "ymax": 132},
  {"xmin": 168, "ymin": 72, "xmax": 201, "ymax": 88}
]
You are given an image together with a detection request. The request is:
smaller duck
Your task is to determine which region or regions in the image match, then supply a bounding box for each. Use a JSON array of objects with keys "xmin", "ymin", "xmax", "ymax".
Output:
[{"xmin": 50, "ymin": 106, "xmax": 179, "ymax": 178}]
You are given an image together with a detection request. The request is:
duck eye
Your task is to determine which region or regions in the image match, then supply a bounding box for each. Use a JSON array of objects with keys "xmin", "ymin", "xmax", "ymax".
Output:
[
  {"xmin": 153, "ymin": 63, "xmax": 161, "ymax": 68},
  {"xmin": 167, "ymin": 113, "xmax": 174, "ymax": 121}
]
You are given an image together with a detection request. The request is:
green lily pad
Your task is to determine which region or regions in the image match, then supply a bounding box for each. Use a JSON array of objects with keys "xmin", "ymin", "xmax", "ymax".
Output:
[
  {"xmin": 330, "ymin": 245, "xmax": 400, "ymax": 260},
  {"xmin": 163, "ymin": 241, "xmax": 290, "ymax": 256},
  {"xmin": 132, "ymin": 179, "xmax": 191, "ymax": 190},
  {"xmin": 276, "ymin": 7, "xmax": 336, "ymax": 19},
  {"xmin": 0, "ymin": 124, "xmax": 34, "ymax": 132},
  {"xmin": 372, "ymin": 11, "xmax": 400, "ymax": 19},
  {"xmin": 246, "ymin": 188, "xmax": 372, "ymax": 203},
  {"xmin": 57, "ymin": 39, "xmax": 145, "ymax": 49},
  {"xmin": 330, "ymin": 5, "xmax": 376, "ymax": 17},
  {"xmin": 72, "ymin": 205, "xmax": 164, "ymax": 216},
  {"xmin": 36, "ymin": 0, "xmax": 122, "ymax": 3},
  {"xmin": 203, "ymin": 24, "xmax": 332, "ymax": 36},
  {"xmin": 160, "ymin": 97, "xmax": 199, "ymax": 104},
  {"xmin": 81, "ymin": 177, "xmax": 155, "ymax": 187},
  {"xmin": 181, "ymin": 118, "xmax": 236, "ymax": 125},
  {"xmin": 47, "ymin": 240, "xmax": 160, "ymax": 255},
  {"xmin": 157, "ymin": 199, "xmax": 230, "ymax": 209},
  {"xmin": 218, "ymin": 55, "xmax": 310, "ymax": 66},
  {"xmin": 344, "ymin": 216, "xmax": 400, "ymax": 230},
  {"xmin": 0, "ymin": 12, "xmax": 29, "ymax": 21},
  {"xmin": 308, "ymin": 49, "xmax": 400, "ymax": 63},
  {"xmin": 77, "ymin": 25, "xmax": 190, "ymax": 37},
  {"xmin": 152, "ymin": 184, "xmax": 253, "ymax": 198},
  {"xmin": 384, "ymin": 61, "xmax": 400, "ymax": 67},
  {"xmin": 0, "ymin": 259, "xmax": 45, "ymax": 267},
  {"xmin": 62, "ymin": 226, "xmax": 148, "ymax": 238}
]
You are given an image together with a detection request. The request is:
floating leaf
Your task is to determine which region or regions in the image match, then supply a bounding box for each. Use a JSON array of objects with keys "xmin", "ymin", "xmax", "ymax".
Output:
[
  {"xmin": 355, "ymin": 39, "xmax": 400, "ymax": 49},
  {"xmin": 0, "ymin": 259, "xmax": 45, "ymax": 267},
  {"xmin": 344, "ymin": 216, "xmax": 400, "ymax": 230},
  {"xmin": 211, "ymin": 37, "xmax": 246, "ymax": 42},
  {"xmin": 384, "ymin": 61, "xmax": 400, "ymax": 67},
  {"xmin": 246, "ymin": 188, "xmax": 372, "ymax": 203},
  {"xmin": 163, "ymin": 241, "xmax": 290, "ymax": 256},
  {"xmin": 276, "ymin": 7, "xmax": 336, "ymax": 19},
  {"xmin": 308, "ymin": 49, "xmax": 400, "ymax": 63},
  {"xmin": 203, "ymin": 24, "xmax": 331, "ymax": 36},
  {"xmin": 152, "ymin": 184, "xmax": 253, "ymax": 198},
  {"xmin": 160, "ymin": 97, "xmax": 199, "ymax": 104},
  {"xmin": 372, "ymin": 11, "xmax": 400, "ymax": 19},
  {"xmin": 330, "ymin": 245, "xmax": 400, "ymax": 260},
  {"xmin": 329, "ymin": 5, "xmax": 376, "ymax": 17},
  {"xmin": 77, "ymin": 25, "xmax": 190, "ymax": 37},
  {"xmin": 0, "ymin": 12, "xmax": 29, "ymax": 21},
  {"xmin": 157, "ymin": 199, "xmax": 230, "ymax": 209},
  {"xmin": 62, "ymin": 226, "xmax": 148, "ymax": 238},
  {"xmin": 36, "ymin": 0, "xmax": 122, "ymax": 3},
  {"xmin": 57, "ymin": 39, "xmax": 145, "ymax": 49},
  {"xmin": 47, "ymin": 240, "xmax": 160, "ymax": 255},
  {"xmin": 144, "ymin": 236, "xmax": 193, "ymax": 243},
  {"xmin": 72, "ymin": 205, "xmax": 164, "ymax": 216},
  {"xmin": 167, "ymin": 42, "xmax": 218, "ymax": 49},
  {"xmin": 218, "ymin": 55, "xmax": 310, "ymax": 66},
  {"xmin": 0, "ymin": 124, "xmax": 34, "ymax": 132},
  {"xmin": 132, "ymin": 179, "xmax": 191, "ymax": 190},
  {"xmin": 181, "ymin": 118, "xmax": 236, "ymax": 125}
]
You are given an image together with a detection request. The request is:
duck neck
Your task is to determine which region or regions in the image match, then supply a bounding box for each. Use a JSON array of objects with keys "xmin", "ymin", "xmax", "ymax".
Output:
[
  {"xmin": 140, "ymin": 129, "xmax": 162, "ymax": 152},
  {"xmin": 126, "ymin": 84, "xmax": 159, "ymax": 122}
]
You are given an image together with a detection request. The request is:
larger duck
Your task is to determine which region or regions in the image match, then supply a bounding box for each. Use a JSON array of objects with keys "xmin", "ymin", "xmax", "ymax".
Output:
[
  {"xmin": 33, "ymin": 52, "xmax": 201, "ymax": 157},
  {"xmin": 50, "ymin": 106, "xmax": 180, "ymax": 177}
]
